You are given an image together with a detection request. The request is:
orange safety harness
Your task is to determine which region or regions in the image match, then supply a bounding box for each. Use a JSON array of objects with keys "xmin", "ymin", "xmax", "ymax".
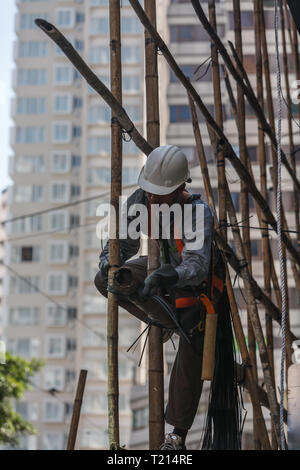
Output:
[{"xmin": 173, "ymin": 238, "xmax": 224, "ymax": 312}]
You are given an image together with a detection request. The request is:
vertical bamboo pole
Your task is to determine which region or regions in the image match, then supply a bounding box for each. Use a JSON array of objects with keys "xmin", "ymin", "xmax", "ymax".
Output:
[
  {"xmin": 253, "ymin": 0, "xmax": 273, "ymax": 449},
  {"xmin": 208, "ymin": 0, "xmax": 227, "ymax": 240},
  {"xmin": 233, "ymin": 0, "xmax": 260, "ymax": 448},
  {"xmin": 67, "ymin": 370, "xmax": 88, "ymax": 450},
  {"xmin": 107, "ymin": 0, "xmax": 122, "ymax": 449},
  {"xmin": 188, "ymin": 94, "xmax": 271, "ymax": 449},
  {"xmin": 144, "ymin": 0, "xmax": 164, "ymax": 450}
]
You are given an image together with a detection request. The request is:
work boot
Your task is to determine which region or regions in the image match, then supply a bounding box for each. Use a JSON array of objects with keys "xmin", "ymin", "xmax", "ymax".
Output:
[{"xmin": 159, "ymin": 433, "xmax": 186, "ymax": 450}]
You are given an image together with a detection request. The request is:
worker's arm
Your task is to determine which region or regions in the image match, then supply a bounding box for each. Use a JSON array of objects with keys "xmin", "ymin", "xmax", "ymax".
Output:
[
  {"xmin": 174, "ymin": 201, "xmax": 214, "ymax": 288},
  {"xmin": 98, "ymin": 188, "xmax": 144, "ymax": 267}
]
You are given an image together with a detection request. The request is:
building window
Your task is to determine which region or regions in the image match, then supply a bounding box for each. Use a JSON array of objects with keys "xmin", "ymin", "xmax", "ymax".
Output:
[
  {"xmin": 11, "ymin": 246, "xmax": 41, "ymax": 263},
  {"xmin": 10, "ymin": 275, "xmax": 41, "ymax": 295},
  {"xmin": 48, "ymin": 241, "xmax": 68, "ymax": 264},
  {"xmin": 15, "ymin": 155, "xmax": 44, "ymax": 173},
  {"xmin": 123, "ymin": 140, "xmax": 139, "ymax": 155},
  {"xmin": 9, "ymin": 307, "xmax": 40, "ymax": 326},
  {"xmin": 16, "ymin": 402, "xmax": 39, "ymax": 421},
  {"xmin": 121, "ymin": 16, "xmax": 142, "ymax": 34},
  {"xmin": 122, "ymin": 167, "xmax": 140, "ymax": 184},
  {"xmin": 14, "ymin": 185, "xmax": 44, "ymax": 203},
  {"xmin": 170, "ymin": 105, "xmax": 191, "ymax": 123},
  {"xmin": 73, "ymin": 96, "xmax": 83, "ymax": 109},
  {"xmin": 51, "ymin": 151, "xmax": 71, "ymax": 173},
  {"xmin": 52, "ymin": 122, "xmax": 71, "ymax": 143},
  {"xmin": 89, "ymin": 46, "xmax": 110, "ymax": 64},
  {"xmin": 90, "ymin": 17, "xmax": 109, "ymax": 35},
  {"xmin": 8, "ymin": 338, "xmax": 40, "ymax": 357},
  {"xmin": 43, "ymin": 401, "xmax": 64, "ymax": 422},
  {"xmin": 53, "ymin": 94, "xmax": 72, "ymax": 114},
  {"xmin": 170, "ymin": 25, "xmax": 208, "ymax": 42},
  {"xmin": 87, "ymin": 136, "xmax": 110, "ymax": 155},
  {"xmin": 170, "ymin": 64, "xmax": 209, "ymax": 83},
  {"xmin": 49, "ymin": 211, "xmax": 68, "ymax": 232},
  {"xmin": 88, "ymin": 106, "xmax": 110, "ymax": 124},
  {"xmin": 19, "ymin": 41, "xmax": 48, "ymax": 57},
  {"xmin": 122, "ymin": 75, "xmax": 140, "ymax": 93},
  {"xmin": 132, "ymin": 407, "xmax": 148, "ymax": 430},
  {"xmin": 71, "ymin": 155, "xmax": 81, "ymax": 168},
  {"xmin": 46, "ymin": 305, "xmax": 66, "ymax": 327},
  {"xmin": 46, "ymin": 335, "xmax": 66, "ymax": 358},
  {"xmin": 16, "ymin": 127, "xmax": 46, "ymax": 144},
  {"xmin": 87, "ymin": 167, "xmax": 110, "ymax": 185},
  {"xmin": 56, "ymin": 9, "xmax": 75, "ymax": 28},
  {"xmin": 44, "ymin": 366, "xmax": 64, "ymax": 391},
  {"xmin": 17, "ymin": 97, "xmax": 46, "ymax": 115},
  {"xmin": 122, "ymin": 46, "xmax": 141, "ymax": 64},
  {"xmin": 18, "ymin": 69, "xmax": 47, "ymax": 86},
  {"xmin": 50, "ymin": 181, "xmax": 70, "ymax": 203},
  {"xmin": 20, "ymin": 13, "xmax": 48, "ymax": 30},
  {"xmin": 81, "ymin": 429, "xmax": 108, "ymax": 449},
  {"xmin": 55, "ymin": 66, "xmax": 73, "ymax": 85},
  {"xmin": 12, "ymin": 214, "xmax": 43, "ymax": 234},
  {"xmin": 73, "ymin": 126, "xmax": 82, "ymax": 138},
  {"xmin": 43, "ymin": 432, "xmax": 64, "ymax": 451},
  {"xmin": 47, "ymin": 272, "xmax": 68, "ymax": 295}
]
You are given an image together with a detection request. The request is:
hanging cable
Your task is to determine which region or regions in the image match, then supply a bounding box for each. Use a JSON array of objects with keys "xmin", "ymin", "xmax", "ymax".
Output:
[{"xmin": 275, "ymin": 0, "xmax": 287, "ymax": 450}]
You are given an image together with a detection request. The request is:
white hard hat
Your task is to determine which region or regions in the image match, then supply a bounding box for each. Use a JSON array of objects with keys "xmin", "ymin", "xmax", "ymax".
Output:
[{"xmin": 138, "ymin": 145, "xmax": 191, "ymax": 195}]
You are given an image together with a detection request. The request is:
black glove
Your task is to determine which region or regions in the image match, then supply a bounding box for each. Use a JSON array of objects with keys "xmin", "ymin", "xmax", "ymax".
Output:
[
  {"xmin": 142, "ymin": 264, "xmax": 179, "ymax": 297},
  {"xmin": 99, "ymin": 259, "xmax": 110, "ymax": 282}
]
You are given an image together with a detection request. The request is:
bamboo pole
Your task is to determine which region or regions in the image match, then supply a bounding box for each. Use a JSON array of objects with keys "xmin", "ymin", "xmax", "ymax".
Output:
[
  {"xmin": 67, "ymin": 370, "xmax": 88, "ymax": 450},
  {"xmin": 254, "ymin": 0, "xmax": 276, "ymax": 448},
  {"xmin": 107, "ymin": 0, "xmax": 122, "ymax": 448},
  {"xmin": 35, "ymin": 16, "xmax": 300, "ymax": 268},
  {"xmin": 188, "ymin": 94, "xmax": 271, "ymax": 449},
  {"xmin": 34, "ymin": 17, "xmax": 298, "ymax": 349},
  {"xmin": 232, "ymin": 0, "xmax": 260, "ymax": 448},
  {"xmin": 144, "ymin": 0, "xmax": 164, "ymax": 450},
  {"xmin": 208, "ymin": 0, "xmax": 227, "ymax": 240}
]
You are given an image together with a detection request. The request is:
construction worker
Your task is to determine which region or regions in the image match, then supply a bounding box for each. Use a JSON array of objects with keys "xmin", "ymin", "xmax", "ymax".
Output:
[{"xmin": 95, "ymin": 145, "xmax": 241, "ymax": 450}]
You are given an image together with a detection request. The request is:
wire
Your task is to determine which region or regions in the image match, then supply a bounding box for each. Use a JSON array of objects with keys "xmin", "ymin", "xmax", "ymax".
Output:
[
  {"xmin": 3, "ymin": 220, "xmax": 97, "ymax": 243},
  {"xmin": 3, "ymin": 262, "xmax": 139, "ymax": 365},
  {"xmin": 275, "ymin": 0, "xmax": 287, "ymax": 450},
  {"xmin": 2, "ymin": 184, "xmax": 138, "ymax": 226}
]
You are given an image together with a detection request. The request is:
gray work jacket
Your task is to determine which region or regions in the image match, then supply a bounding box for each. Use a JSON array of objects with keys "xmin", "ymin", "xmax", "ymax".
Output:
[{"xmin": 99, "ymin": 188, "xmax": 215, "ymax": 288}]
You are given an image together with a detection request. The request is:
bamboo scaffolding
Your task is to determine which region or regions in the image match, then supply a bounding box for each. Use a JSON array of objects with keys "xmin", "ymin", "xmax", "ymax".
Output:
[
  {"xmin": 107, "ymin": 0, "xmax": 122, "ymax": 448},
  {"xmin": 34, "ymin": 16, "xmax": 299, "ymax": 439},
  {"xmin": 188, "ymin": 93, "xmax": 271, "ymax": 449},
  {"xmin": 126, "ymin": 0, "xmax": 300, "ymax": 270},
  {"xmin": 144, "ymin": 0, "xmax": 164, "ymax": 450},
  {"xmin": 190, "ymin": 0, "xmax": 300, "ymax": 196},
  {"xmin": 36, "ymin": 16, "xmax": 300, "ymax": 269}
]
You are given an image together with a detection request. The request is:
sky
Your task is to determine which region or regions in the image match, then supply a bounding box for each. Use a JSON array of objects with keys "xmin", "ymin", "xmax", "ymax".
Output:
[{"xmin": 0, "ymin": 0, "xmax": 16, "ymax": 194}]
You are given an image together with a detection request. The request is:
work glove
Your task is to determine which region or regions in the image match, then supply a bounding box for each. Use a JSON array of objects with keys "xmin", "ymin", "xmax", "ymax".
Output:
[
  {"xmin": 99, "ymin": 259, "xmax": 110, "ymax": 283},
  {"xmin": 142, "ymin": 264, "xmax": 179, "ymax": 297}
]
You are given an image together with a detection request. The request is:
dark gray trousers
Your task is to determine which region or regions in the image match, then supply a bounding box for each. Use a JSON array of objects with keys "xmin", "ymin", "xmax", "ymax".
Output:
[{"xmin": 94, "ymin": 255, "xmax": 204, "ymax": 430}]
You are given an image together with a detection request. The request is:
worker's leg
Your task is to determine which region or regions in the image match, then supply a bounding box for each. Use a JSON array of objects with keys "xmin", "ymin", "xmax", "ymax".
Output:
[
  {"xmin": 165, "ymin": 307, "xmax": 205, "ymax": 430},
  {"xmin": 94, "ymin": 256, "xmax": 178, "ymax": 329}
]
